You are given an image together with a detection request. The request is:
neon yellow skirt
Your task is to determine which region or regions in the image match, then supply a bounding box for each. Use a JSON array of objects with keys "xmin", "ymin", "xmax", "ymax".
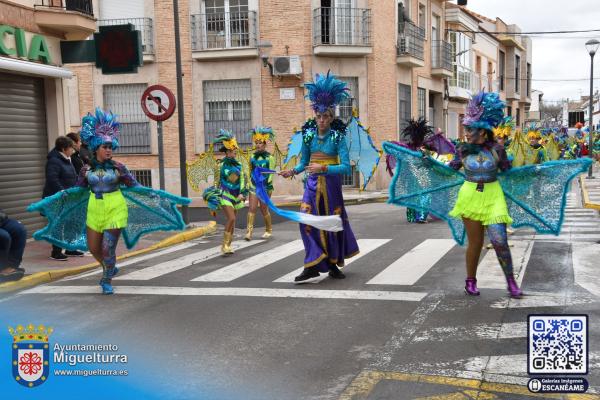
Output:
[
  {"xmin": 86, "ymin": 190, "xmax": 128, "ymax": 232},
  {"xmin": 449, "ymin": 181, "xmax": 513, "ymax": 225}
]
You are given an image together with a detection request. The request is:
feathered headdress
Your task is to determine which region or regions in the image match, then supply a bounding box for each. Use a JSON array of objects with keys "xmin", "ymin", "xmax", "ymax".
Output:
[
  {"xmin": 251, "ymin": 126, "xmax": 275, "ymax": 143},
  {"xmin": 525, "ymin": 123, "xmax": 541, "ymax": 140},
  {"xmin": 80, "ymin": 107, "xmax": 120, "ymax": 151},
  {"xmin": 305, "ymin": 71, "xmax": 350, "ymax": 113},
  {"xmin": 214, "ymin": 129, "xmax": 239, "ymax": 150},
  {"xmin": 462, "ymin": 91, "xmax": 506, "ymax": 131},
  {"xmin": 401, "ymin": 118, "xmax": 433, "ymax": 149},
  {"xmin": 493, "ymin": 116, "xmax": 515, "ymax": 139}
]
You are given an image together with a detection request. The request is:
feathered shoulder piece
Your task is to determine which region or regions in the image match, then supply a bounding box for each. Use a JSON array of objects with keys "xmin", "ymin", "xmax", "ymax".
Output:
[
  {"xmin": 305, "ymin": 71, "xmax": 350, "ymax": 113},
  {"xmin": 493, "ymin": 116, "xmax": 515, "ymax": 139},
  {"xmin": 401, "ymin": 118, "xmax": 433, "ymax": 148},
  {"xmin": 214, "ymin": 129, "xmax": 239, "ymax": 150},
  {"xmin": 462, "ymin": 91, "xmax": 505, "ymax": 131},
  {"xmin": 80, "ymin": 107, "xmax": 120, "ymax": 151},
  {"xmin": 251, "ymin": 126, "xmax": 275, "ymax": 142},
  {"xmin": 300, "ymin": 118, "xmax": 347, "ymax": 145}
]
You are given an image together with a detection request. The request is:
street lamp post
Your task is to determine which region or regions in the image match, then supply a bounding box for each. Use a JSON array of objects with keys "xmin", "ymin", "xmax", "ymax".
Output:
[{"xmin": 585, "ymin": 39, "xmax": 600, "ymax": 179}]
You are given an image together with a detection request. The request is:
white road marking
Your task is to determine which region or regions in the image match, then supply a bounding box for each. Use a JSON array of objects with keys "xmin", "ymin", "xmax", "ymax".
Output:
[
  {"xmin": 366, "ymin": 239, "xmax": 456, "ymax": 286},
  {"xmin": 273, "ymin": 239, "xmax": 391, "ymax": 283},
  {"xmin": 115, "ymin": 240, "xmax": 262, "ymax": 280},
  {"xmin": 572, "ymin": 242, "xmax": 600, "ymax": 298},
  {"xmin": 19, "ymin": 285, "xmax": 428, "ymax": 301},
  {"xmin": 412, "ymin": 322, "xmax": 526, "ymax": 342},
  {"xmin": 62, "ymin": 242, "xmax": 201, "ymax": 281},
  {"xmin": 192, "ymin": 240, "xmax": 303, "ymax": 282},
  {"xmin": 475, "ymin": 240, "xmax": 533, "ymax": 289}
]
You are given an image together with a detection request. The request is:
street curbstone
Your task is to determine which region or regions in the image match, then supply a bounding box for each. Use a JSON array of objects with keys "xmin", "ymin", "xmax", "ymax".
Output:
[
  {"xmin": 580, "ymin": 175, "xmax": 600, "ymax": 210},
  {"xmin": 0, "ymin": 221, "xmax": 217, "ymax": 294}
]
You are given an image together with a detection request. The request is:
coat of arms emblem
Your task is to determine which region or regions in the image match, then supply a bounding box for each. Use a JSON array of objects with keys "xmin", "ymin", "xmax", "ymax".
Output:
[{"xmin": 9, "ymin": 324, "xmax": 53, "ymax": 388}]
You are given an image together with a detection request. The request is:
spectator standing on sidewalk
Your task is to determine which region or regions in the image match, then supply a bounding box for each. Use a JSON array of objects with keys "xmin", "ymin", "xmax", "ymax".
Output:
[
  {"xmin": 67, "ymin": 132, "xmax": 89, "ymax": 175},
  {"xmin": 0, "ymin": 209, "xmax": 26, "ymax": 282},
  {"xmin": 42, "ymin": 136, "xmax": 84, "ymax": 260}
]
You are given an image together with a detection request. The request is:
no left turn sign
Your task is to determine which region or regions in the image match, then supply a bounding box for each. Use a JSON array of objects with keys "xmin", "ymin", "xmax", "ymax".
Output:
[{"xmin": 141, "ymin": 85, "xmax": 176, "ymax": 121}]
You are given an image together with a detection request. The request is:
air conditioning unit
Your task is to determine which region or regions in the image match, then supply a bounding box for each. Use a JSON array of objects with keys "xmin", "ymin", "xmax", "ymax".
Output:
[
  {"xmin": 272, "ymin": 56, "xmax": 302, "ymax": 76},
  {"xmin": 398, "ymin": 37, "xmax": 409, "ymax": 54}
]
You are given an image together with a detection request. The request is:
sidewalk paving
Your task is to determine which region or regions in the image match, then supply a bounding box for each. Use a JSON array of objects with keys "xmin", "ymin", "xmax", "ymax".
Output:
[{"xmin": 580, "ymin": 162, "xmax": 600, "ymax": 210}]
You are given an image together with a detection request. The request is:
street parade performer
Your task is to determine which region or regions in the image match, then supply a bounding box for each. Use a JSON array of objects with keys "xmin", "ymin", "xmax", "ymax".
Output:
[
  {"xmin": 28, "ymin": 108, "xmax": 190, "ymax": 294},
  {"xmin": 202, "ymin": 130, "xmax": 247, "ymax": 255},
  {"xmin": 276, "ymin": 71, "xmax": 360, "ymax": 283},
  {"xmin": 244, "ymin": 126, "xmax": 277, "ymax": 241},
  {"xmin": 383, "ymin": 91, "xmax": 592, "ymax": 298}
]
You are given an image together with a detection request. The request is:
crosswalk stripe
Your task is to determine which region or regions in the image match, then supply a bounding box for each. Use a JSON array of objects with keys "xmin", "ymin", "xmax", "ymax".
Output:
[
  {"xmin": 273, "ymin": 239, "xmax": 391, "ymax": 283},
  {"xmin": 572, "ymin": 243, "xmax": 600, "ymax": 298},
  {"xmin": 366, "ymin": 239, "xmax": 456, "ymax": 286},
  {"xmin": 411, "ymin": 322, "xmax": 526, "ymax": 342},
  {"xmin": 476, "ymin": 240, "xmax": 533, "ymax": 289},
  {"xmin": 191, "ymin": 240, "xmax": 304, "ymax": 282},
  {"xmin": 115, "ymin": 240, "xmax": 263, "ymax": 280},
  {"xmin": 63, "ymin": 242, "xmax": 201, "ymax": 281},
  {"xmin": 562, "ymin": 222, "xmax": 600, "ymax": 227},
  {"xmin": 21, "ymin": 285, "xmax": 429, "ymax": 302}
]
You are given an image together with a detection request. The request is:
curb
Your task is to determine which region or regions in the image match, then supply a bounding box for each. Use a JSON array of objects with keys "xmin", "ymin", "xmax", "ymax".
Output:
[
  {"xmin": 0, "ymin": 221, "xmax": 217, "ymax": 294},
  {"xmin": 579, "ymin": 175, "xmax": 600, "ymax": 211}
]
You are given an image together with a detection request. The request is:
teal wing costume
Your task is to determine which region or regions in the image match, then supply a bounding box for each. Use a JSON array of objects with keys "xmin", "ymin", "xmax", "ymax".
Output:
[
  {"xmin": 284, "ymin": 115, "xmax": 380, "ymax": 190},
  {"xmin": 383, "ymin": 142, "xmax": 592, "ymax": 245},
  {"xmin": 27, "ymin": 186, "xmax": 191, "ymax": 252}
]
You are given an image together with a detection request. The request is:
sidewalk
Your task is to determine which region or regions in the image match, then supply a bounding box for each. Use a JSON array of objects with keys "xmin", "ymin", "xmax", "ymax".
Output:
[
  {"xmin": 580, "ymin": 162, "xmax": 600, "ymax": 210},
  {"xmin": 0, "ymin": 221, "xmax": 216, "ymax": 293}
]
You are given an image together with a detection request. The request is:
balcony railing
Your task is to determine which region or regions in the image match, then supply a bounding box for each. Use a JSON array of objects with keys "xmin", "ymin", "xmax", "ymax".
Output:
[
  {"xmin": 313, "ymin": 7, "xmax": 372, "ymax": 46},
  {"xmin": 450, "ymin": 65, "xmax": 480, "ymax": 92},
  {"xmin": 431, "ymin": 40, "xmax": 452, "ymax": 71},
  {"xmin": 397, "ymin": 21, "xmax": 425, "ymax": 60},
  {"xmin": 98, "ymin": 18, "xmax": 154, "ymax": 54},
  {"xmin": 35, "ymin": 0, "xmax": 93, "ymax": 16},
  {"xmin": 191, "ymin": 11, "xmax": 257, "ymax": 51},
  {"xmin": 481, "ymin": 76, "xmax": 499, "ymax": 93}
]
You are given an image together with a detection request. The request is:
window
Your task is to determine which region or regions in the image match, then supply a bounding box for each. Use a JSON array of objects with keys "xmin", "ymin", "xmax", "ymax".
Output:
[
  {"xmin": 131, "ymin": 169, "xmax": 152, "ymax": 187},
  {"xmin": 526, "ymin": 62, "xmax": 531, "ymax": 97},
  {"xmin": 103, "ymin": 84, "xmax": 151, "ymax": 154},
  {"xmin": 337, "ymin": 76, "xmax": 359, "ymax": 124},
  {"xmin": 432, "ymin": 14, "xmax": 440, "ymax": 41},
  {"xmin": 516, "ymin": 107, "xmax": 520, "ymax": 126},
  {"xmin": 428, "ymin": 92, "xmax": 435, "ymax": 127},
  {"xmin": 418, "ymin": 87, "xmax": 426, "ymax": 119},
  {"xmin": 499, "ymin": 50, "xmax": 505, "ymax": 91},
  {"xmin": 398, "ymin": 83, "xmax": 411, "ymax": 133},
  {"xmin": 202, "ymin": 0, "xmax": 250, "ymax": 49},
  {"xmin": 203, "ymin": 79, "xmax": 252, "ymax": 149},
  {"xmin": 515, "ymin": 54, "xmax": 521, "ymax": 93},
  {"xmin": 418, "ymin": 3, "xmax": 426, "ymax": 33},
  {"xmin": 506, "ymin": 105, "xmax": 512, "ymax": 117}
]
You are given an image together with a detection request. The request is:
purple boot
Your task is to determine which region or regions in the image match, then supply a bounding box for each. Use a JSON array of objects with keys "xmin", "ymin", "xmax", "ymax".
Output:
[
  {"xmin": 506, "ymin": 275, "xmax": 523, "ymax": 298},
  {"xmin": 464, "ymin": 277, "xmax": 480, "ymax": 296}
]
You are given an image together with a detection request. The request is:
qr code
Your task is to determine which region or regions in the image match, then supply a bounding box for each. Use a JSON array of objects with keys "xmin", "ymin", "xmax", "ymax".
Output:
[{"xmin": 528, "ymin": 315, "xmax": 588, "ymax": 374}]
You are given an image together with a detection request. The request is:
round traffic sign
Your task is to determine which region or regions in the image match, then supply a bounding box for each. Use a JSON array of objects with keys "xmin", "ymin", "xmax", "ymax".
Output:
[{"xmin": 141, "ymin": 85, "xmax": 176, "ymax": 121}]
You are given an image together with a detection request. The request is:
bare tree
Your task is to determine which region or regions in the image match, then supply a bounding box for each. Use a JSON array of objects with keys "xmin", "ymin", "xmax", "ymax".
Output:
[{"xmin": 540, "ymin": 101, "xmax": 564, "ymax": 128}]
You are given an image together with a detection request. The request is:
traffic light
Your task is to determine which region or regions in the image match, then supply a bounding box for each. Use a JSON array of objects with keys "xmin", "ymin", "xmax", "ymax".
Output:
[{"xmin": 93, "ymin": 24, "xmax": 142, "ymax": 74}]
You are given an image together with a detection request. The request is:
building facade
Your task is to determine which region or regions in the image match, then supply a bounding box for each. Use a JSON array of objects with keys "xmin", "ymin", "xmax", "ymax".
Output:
[{"xmin": 0, "ymin": 0, "xmax": 95, "ymax": 232}]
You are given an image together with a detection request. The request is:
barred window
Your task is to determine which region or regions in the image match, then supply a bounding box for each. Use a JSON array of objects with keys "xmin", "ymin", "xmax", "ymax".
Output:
[
  {"xmin": 399, "ymin": 83, "xmax": 411, "ymax": 133},
  {"xmin": 131, "ymin": 169, "xmax": 152, "ymax": 187},
  {"xmin": 203, "ymin": 79, "xmax": 252, "ymax": 149},
  {"xmin": 418, "ymin": 87, "xmax": 426, "ymax": 119},
  {"xmin": 337, "ymin": 76, "xmax": 359, "ymax": 124},
  {"xmin": 103, "ymin": 84, "xmax": 151, "ymax": 154}
]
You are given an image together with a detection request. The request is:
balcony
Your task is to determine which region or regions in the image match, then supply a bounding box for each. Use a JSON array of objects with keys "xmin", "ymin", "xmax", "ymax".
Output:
[
  {"xmin": 431, "ymin": 40, "xmax": 452, "ymax": 77},
  {"xmin": 397, "ymin": 21, "xmax": 424, "ymax": 67},
  {"xmin": 191, "ymin": 11, "xmax": 258, "ymax": 60},
  {"xmin": 34, "ymin": 0, "xmax": 96, "ymax": 40},
  {"xmin": 449, "ymin": 65, "xmax": 480, "ymax": 101},
  {"xmin": 480, "ymin": 77, "xmax": 500, "ymax": 93},
  {"xmin": 312, "ymin": 7, "xmax": 372, "ymax": 56},
  {"xmin": 98, "ymin": 18, "xmax": 155, "ymax": 62}
]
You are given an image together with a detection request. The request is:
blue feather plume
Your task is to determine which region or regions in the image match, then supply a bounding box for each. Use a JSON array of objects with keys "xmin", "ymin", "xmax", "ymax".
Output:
[{"xmin": 305, "ymin": 71, "xmax": 350, "ymax": 113}]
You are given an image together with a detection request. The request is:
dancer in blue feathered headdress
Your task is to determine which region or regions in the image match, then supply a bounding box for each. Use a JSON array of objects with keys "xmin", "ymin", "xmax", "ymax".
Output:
[
  {"xmin": 28, "ymin": 108, "xmax": 191, "ymax": 295},
  {"xmin": 275, "ymin": 71, "xmax": 359, "ymax": 283}
]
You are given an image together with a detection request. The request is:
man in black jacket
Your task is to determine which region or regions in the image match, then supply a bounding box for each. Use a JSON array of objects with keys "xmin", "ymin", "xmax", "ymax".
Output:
[
  {"xmin": 0, "ymin": 209, "xmax": 26, "ymax": 282},
  {"xmin": 43, "ymin": 136, "xmax": 84, "ymax": 260}
]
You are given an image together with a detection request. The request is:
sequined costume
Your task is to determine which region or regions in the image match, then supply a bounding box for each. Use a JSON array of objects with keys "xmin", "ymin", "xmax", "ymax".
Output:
[{"xmin": 28, "ymin": 108, "xmax": 190, "ymax": 294}]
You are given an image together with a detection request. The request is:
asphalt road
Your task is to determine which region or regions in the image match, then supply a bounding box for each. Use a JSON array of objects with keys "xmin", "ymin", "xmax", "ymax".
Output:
[{"xmin": 3, "ymin": 196, "xmax": 600, "ymax": 400}]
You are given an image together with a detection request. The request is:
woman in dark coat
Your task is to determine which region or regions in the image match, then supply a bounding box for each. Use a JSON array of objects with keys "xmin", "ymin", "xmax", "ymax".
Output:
[{"xmin": 43, "ymin": 136, "xmax": 83, "ymax": 260}]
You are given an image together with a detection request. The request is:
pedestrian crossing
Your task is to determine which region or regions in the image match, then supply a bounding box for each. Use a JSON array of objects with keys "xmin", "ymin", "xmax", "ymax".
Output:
[{"xmin": 19, "ymin": 191, "xmax": 600, "ymax": 303}]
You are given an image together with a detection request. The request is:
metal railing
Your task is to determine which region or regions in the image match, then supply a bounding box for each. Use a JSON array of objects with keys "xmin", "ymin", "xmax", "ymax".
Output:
[
  {"xmin": 312, "ymin": 7, "xmax": 372, "ymax": 46},
  {"xmin": 450, "ymin": 65, "xmax": 480, "ymax": 92},
  {"xmin": 431, "ymin": 40, "xmax": 452, "ymax": 71},
  {"xmin": 191, "ymin": 11, "xmax": 257, "ymax": 51},
  {"xmin": 98, "ymin": 18, "xmax": 154, "ymax": 55},
  {"xmin": 115, "ymin": 123, "xmax": 151, "ymax": 154},
  {"xmin": 35, "ymin": 0, "xmax": 94, "ymax": 16},
  {"xmin": 397, "ymin": 21, "xmax": 425, "ymax": 60}
]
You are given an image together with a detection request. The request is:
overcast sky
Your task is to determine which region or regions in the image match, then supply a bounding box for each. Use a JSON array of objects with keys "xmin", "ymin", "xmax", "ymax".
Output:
[{"xmin": 465, "ymin": 0, "xmax": 600, "ymax": 102}]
